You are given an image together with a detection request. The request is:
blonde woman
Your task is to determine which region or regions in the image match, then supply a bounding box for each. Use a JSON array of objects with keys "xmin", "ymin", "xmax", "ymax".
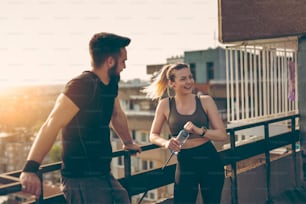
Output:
[{"xmin": 145, "ymin": 63, "xmax": 227, "ymax": 204}]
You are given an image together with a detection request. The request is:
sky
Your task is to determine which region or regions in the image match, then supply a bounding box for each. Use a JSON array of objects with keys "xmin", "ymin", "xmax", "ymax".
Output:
[{"xmin": 0, "ymin": 0, "xmax": 220, "ymax": 88}]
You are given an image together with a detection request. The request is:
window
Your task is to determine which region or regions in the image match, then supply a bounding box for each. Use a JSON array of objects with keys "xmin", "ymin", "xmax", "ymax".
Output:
[
  {"xmin": 149, "ymin": 192, "xmax": 155, "ymax": 200},
  {"xmin": 117, "ymin": 156, "xmax": 124, "ymax": 167},
  {"xmin": 111, "ymin": 130, "xmax": 119, "ymax": 139},
  {"xmin": 129, "ymin": 100, "xmax": 134, "ymax": 110},
  {"xmin": 131, "ymin": 130, "xmax": 136, "ymax": 141},
  {"xmin": 119, "ymin": 99, "xmax": 129, "ymax": 111},
  {"xmin": 140, "ymin": 101, "xmax": 150, "ymax": 110},
  {"xmin": 206, "ymin": 62, "xmax": 214, "ymax": 80},
  {"xmin": 142, "ymin": 160, "xmax": 148, "ymax": 170},
  {"xmin": 189, "ymin": 63, "xmax": 196, "ymax": 81},
  {"xmin": 149, "ymin": 161, "xmax": 154, "ymax": 169},
  {"xmin": 141, "ymin": 160, "xmax": 154, "ymax": 170},
  {"xmin": 144, "ymin": 189, "xmax": 157, "ymax": 201},
  {"xmin": 136, "ymin": 131, "xmax": 149, "ymax": 144},
  {"xmin": 141, "ymin": 132, "xmax": 147, "ymax": 143}
]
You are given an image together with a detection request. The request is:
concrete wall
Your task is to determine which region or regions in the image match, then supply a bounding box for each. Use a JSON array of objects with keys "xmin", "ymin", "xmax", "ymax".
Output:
[
  {"xmin": 298, "ymin": 36, "xmax": 306, "ymax": 183},
  {"xmin": 220, "ymin": 152, "xmax": 301, "ymax": 204},
  {"xmin": 218, "ymin": 0, "xmax": 306, "ymax": 43}
]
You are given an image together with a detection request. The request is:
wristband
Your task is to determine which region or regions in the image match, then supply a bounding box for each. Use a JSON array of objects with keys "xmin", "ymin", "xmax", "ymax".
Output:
[
  {"xmin": 22, "ymin": 160, "xmax": 40, "ymax": 173},
  {"xmin": 200, "ymin": 126, "xmax": 208, "ymax": 137}
]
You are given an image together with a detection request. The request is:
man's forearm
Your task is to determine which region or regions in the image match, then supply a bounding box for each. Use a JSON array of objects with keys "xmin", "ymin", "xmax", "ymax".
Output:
[
  {"xmin": 26, "ymin": 120, "xmax": 61, "ymax": 163},
  {"xmin": 111, "ymin": 112, "xmax": 133, "ymax": 145}
]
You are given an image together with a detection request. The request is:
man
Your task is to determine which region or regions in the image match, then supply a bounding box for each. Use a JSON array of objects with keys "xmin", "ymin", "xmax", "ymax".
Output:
[{"xmin": 19, "ymin": 32, "xmax": 142, "ymax": 204}]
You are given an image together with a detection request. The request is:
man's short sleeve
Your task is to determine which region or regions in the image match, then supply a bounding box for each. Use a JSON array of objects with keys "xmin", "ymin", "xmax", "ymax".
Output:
[{"xmin": 63, "ymin": 77, "xmax": 94, "ymax": 109}]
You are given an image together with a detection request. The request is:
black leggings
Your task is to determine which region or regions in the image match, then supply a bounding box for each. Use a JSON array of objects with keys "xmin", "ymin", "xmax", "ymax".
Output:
[{"xmin": 174, "ymin": 141, "xmax": 224, "ymax": 204}]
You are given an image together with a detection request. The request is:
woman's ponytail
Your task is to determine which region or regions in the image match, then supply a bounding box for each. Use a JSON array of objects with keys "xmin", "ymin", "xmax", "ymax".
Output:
[{"xmin": 143, "ymin": 64, "xmax": 172, "ymax": 100}]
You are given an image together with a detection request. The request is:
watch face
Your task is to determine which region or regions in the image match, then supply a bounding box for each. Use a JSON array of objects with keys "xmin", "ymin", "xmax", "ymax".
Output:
[{"xmin": 201, "ymin": 127, "xmax": 207, "ymax": 136}]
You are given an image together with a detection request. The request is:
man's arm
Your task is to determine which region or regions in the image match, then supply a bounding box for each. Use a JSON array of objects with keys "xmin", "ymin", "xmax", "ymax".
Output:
[
  {"xmin": 27, "ymin": 94, "xmax": 79, "ymax": 162},
  {"xmin": 19, "ymin": 94, "xmax": 79, "ymax": 198},
  {"xmin": 111, "ymin": 97, "xmax": 141, "ymax": 152}
]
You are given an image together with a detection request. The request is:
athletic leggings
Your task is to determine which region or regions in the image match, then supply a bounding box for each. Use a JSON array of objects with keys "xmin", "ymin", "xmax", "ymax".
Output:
[{"xmin": 174, "ymin": 141, "xmax": 225, "ymax": 204}]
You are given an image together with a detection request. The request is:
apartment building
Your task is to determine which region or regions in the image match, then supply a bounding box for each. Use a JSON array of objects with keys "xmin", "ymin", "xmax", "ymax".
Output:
[{"xmin": 0, "ymin": 131, "xmax": 32, "ymax": 174}]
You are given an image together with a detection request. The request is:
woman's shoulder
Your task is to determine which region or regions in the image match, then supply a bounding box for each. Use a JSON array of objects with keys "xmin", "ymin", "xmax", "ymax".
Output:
[
  {"xmin": 158, "ymin": 97, "xmax": 171, "ymax": 107},
  {"xmin": 155, "ymin": 97, "xmax": 171, "ymax": 112},
  {"xmin": 198, "ymin": 94, "xmax": 215, "ymax": 108},
  {"xmin": 151, "ymin": 98, "xmax": 170, "ymax": 121},
  {"xmin": 198, "ymin": 94, "xmax": 213, "ymax": 101}
]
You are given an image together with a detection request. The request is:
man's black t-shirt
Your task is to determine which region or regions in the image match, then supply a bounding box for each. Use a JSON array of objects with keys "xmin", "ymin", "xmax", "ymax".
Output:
[{"xmin": 61, "ymin": 71, "xmax": 119, "ymax": 178}]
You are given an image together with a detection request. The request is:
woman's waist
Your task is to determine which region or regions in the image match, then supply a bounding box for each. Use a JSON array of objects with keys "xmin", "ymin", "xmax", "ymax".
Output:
[{"xmin": 181, "ymin": 137, "xmax": 210, "ymax": 149}]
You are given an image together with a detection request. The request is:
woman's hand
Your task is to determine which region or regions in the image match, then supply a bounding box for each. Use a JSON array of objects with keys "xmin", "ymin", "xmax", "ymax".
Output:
[
  {"xmin": 184, "ymin": 121, "xmax": 203, "ymax": 135},
  {"xmin": 165, "ymin": 137, "xmax": 181, "ymax": 152}
]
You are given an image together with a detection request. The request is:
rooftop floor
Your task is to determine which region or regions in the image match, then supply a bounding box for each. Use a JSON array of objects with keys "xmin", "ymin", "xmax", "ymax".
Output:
[{"xmin": 273, "ymin": 186, "xmax": 306, "ymax": 204}]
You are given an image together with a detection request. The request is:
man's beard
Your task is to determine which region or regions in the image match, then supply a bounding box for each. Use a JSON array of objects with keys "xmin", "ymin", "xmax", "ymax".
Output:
[{"xmin": 108, "ymin": 60, "xmax": 120, "ymax": 79}]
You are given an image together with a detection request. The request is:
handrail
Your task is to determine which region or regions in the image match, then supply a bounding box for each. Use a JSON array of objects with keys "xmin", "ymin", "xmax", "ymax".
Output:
[{"xmin": 0, "ymin": 113, "xmax": 300, "ymax": 204}]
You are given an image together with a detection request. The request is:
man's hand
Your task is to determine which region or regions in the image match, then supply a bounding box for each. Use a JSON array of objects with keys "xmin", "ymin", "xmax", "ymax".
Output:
[
  {"xmin": 19, "ymin": 172, "xmax": 41, "ymax": 199},
  {"xmin": 123, "ymin": 143, "xmax": 142, "ymax": 154}
]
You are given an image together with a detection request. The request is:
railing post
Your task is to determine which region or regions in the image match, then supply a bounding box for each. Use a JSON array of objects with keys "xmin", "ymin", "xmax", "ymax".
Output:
[
  {"xmin": 291, "ymin": 116, "xmax": 298, "ymax": 187},
  {"xmin": 36, "ymin": 171, "xmax": 44, "ymax": 204},
  {"xmin": 264, "ymin": 123, "xmax": 272, "ymax": 204},
  {"xmin": 229, "ymin": 129, "xmax": 238, "ymax": 204},
  {"xmin": 123, "ymin": 151, "xmax": 132, "ymax": 201}
]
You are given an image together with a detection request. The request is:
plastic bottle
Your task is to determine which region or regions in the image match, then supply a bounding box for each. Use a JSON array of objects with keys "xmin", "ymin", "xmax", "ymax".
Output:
[{"xmin": 171, "ymin": 129, "xmax": 190, "ymax": 155}]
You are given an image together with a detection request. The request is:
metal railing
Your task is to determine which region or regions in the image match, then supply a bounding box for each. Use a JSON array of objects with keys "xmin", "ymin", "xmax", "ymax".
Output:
[
  {"xmin": 0, "ymin": 114, "xmax": 300, "ymax": 204},
  {"xmin": 226, "ymin": 39, "xmax": 298, "ymax": 123}
]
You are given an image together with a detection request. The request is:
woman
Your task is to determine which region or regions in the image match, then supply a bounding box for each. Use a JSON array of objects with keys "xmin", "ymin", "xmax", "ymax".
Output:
[{"xmin": 144, "ymin": 63, "xmax": 227, "ymax": 204}]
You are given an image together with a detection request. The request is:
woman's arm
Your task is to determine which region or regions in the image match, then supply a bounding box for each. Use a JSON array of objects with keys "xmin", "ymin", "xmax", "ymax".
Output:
[
  {"xmin": 150, "ymin": 99, "xmax": 181, "ymax": 152},
  {"xmin": 200, "ymin": 95, "xmax": 227, "ymax": 141}
]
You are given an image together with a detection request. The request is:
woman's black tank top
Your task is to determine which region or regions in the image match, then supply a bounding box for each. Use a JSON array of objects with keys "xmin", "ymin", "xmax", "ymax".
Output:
[{"xmin": 168, "ymin": 95, "xmax": 209, "ymax": 138}]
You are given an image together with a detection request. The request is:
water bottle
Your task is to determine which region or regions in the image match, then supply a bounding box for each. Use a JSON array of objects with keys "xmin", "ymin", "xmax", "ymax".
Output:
[{"xmin": 171, "ymin": 129, "xmax": 190, "ymax": 155}]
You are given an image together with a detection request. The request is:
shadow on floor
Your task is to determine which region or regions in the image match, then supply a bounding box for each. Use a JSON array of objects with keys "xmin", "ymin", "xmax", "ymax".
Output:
[{"xmin": 273, "ymin": 186, "xmax": 306, "ymax": 204}]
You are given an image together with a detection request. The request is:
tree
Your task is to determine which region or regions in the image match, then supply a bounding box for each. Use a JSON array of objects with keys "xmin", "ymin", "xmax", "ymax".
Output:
[{"xmin": 49, "ymin": 143, "xmax": 62, "ymax": 162}]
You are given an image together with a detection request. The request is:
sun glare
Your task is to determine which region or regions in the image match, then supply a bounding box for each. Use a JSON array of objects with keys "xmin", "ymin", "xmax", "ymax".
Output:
[
  {"xmin": 0, "ymin": 81, "xmax": 15, "ymax": 91},
  {"xmin": 0, "ymin": 79, "xmax": 43, "ymax": 94}
]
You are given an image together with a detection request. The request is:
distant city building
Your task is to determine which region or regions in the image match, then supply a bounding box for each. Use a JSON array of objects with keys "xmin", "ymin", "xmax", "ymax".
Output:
[
  {"xmin": 166, "ymin": 55, "xmax": 184, "ymax": 64},
  {"xmin": 0, "ymin": 131, "xmax": 32, "ymax": 173},
  {"xmin": 184, "ymin": 47, "xmax": 226, "ymax": 84}
]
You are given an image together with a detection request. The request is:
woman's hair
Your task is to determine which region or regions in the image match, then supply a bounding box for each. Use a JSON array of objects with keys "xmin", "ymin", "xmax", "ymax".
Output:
[{"xmin": 143, "ymin": 63, "xmax": 190, "ymax": 100}]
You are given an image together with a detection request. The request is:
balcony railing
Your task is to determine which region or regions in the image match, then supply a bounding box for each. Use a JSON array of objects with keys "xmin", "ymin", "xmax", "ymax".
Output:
[{"xmin": 0, "ymin": 114, "xmax": 300, "ymax": 204}]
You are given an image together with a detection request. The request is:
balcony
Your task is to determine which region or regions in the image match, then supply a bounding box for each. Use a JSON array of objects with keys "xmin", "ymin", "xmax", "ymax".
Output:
[{"xmin": 0, "ymin": 114, "xmax": 302, "ymax": 204}]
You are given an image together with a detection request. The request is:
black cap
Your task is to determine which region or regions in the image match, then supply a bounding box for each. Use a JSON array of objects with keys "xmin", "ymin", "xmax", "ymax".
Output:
[{"xmin": 90, "ymin": 32, "xmax": 131, "ymax": 51}]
